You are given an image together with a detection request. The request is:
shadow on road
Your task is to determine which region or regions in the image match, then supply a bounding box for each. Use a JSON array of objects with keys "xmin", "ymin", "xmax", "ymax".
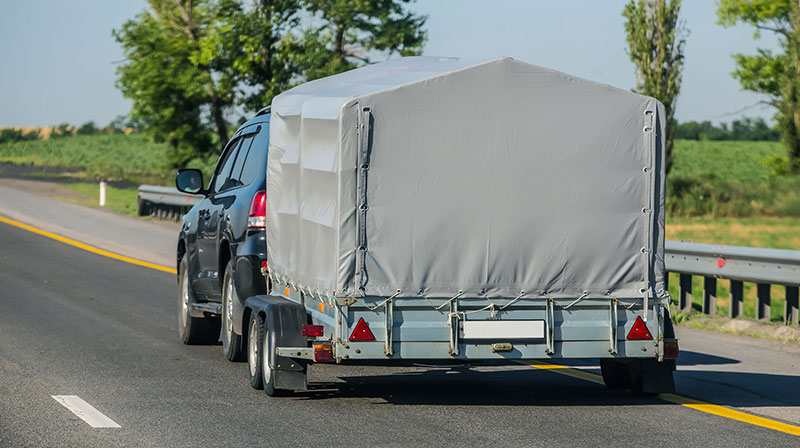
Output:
[{"xmin": 288, "ymin": 352, "xmax": 798, "ymax": 411}]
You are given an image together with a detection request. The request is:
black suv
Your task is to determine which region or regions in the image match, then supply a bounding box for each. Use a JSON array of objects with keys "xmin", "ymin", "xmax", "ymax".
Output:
[{"xmin": 175, "ymin": 108, "xmax": 270, "ymax": 362}]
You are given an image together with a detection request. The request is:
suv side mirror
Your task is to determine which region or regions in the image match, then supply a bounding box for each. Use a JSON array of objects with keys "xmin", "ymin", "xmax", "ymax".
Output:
[{"xmin": 176, "ymin": 169, "xmax": 206, "ymax": 195}]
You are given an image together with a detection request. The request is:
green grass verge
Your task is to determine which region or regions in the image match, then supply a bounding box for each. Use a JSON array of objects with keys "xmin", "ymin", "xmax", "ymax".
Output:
[{"xmin": 60, "ymin": 183, "xmax": 141, "ymax": 217}]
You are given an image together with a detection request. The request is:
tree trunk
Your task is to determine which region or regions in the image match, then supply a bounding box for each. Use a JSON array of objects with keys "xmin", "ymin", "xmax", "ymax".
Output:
[{"xmin": 210, "ymin": 92, "xmax": 229, "ymax": 146}]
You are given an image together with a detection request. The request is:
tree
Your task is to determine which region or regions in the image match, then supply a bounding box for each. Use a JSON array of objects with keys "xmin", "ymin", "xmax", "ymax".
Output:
[
  {"xmin": 228, "ymin": 1, "xmax": 302, "ymax": 112},
  {"xmin": 718, "ymin": 0, "xmax": 800, "ymax": 173},
  {"xmin": 114, "ymin": 0, "xmax": 427, "ymax": 168},
  {"xmin": 114, "ymin": 0, "xmax": 246, "ymax": 167},
  {"xmin": 623, "ymin": 0, "xmax": 687, "ymax": 175},
  {"xmin": 298, "ymin": 0, "xmax": 427, "ymax": 80},
  {"xmin": 77, "ymin": 121, "xmax": 98, "ymax": 135}
]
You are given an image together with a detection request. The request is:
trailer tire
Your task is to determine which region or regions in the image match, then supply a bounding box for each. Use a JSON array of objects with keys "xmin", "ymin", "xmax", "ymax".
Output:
[
  {"xmin": 247, "ymin": 313, "xmax": 264, "ymax": 390},
  {"xmin": 222, "ymin": 262, "xmax": 245, "ymax": 361},
  {"xmin": 261, "ymin": 317, "xmax": 283, "ymax": 397},
  {"xmin": 600, "ymin": 359, "xmax": 631, "ymax": 389},
  {"xmin": 178, "ymin": 257, "xmax": 220, "ymax": 345}
]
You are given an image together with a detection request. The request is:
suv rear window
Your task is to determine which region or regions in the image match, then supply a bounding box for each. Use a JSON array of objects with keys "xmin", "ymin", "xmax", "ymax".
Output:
[{"xmin": 237, "ymin": 127, "xmax": 268, "ymax": 186}]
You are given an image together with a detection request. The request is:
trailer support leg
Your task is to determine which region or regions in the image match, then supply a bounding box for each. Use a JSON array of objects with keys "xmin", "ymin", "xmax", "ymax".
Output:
[
  {"xmin": 609, "ymin": 298, "xmax": 618, "ymax": 355},
  {"xmin": 448, "ymin": 299, "xmax": 459, "ymax": 356},
  {"xmin": 384, "ymin": 298, "xmax": 394, "ymax": 357}
]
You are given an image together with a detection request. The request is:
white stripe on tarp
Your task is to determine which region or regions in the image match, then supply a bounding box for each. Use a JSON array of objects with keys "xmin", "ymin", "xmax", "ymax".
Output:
[{"xmin": 52, "ymin": 395, "xmax": 121, "ymax": 428}]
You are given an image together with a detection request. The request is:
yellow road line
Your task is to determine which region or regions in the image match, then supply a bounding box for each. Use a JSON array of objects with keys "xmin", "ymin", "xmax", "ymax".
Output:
[
  {"xmin": 0, "ymin": 215, "xmax": 176, "ymax": 274},
  {"xmin": 528, "ymin": 360, "xmax": 800, "ymax": 437}
]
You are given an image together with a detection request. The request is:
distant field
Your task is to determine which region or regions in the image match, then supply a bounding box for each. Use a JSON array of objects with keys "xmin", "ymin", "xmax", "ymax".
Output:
[
  {"xmin": 668, "ymin": 139, "xmax": 800, "ymax": 217},
  {"xmin": 0, "ymin": 133, "xmax": 214, "ymax": 185}
]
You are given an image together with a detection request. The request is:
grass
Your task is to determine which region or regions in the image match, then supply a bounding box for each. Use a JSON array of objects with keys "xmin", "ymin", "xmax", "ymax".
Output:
[
  {"xmin": 666, "ymin": 216, "xmax": 800, "ymax": 249},
  {"xmin": 59, "ymin": 183, "xmax": 141, "ymax": 217},
  {"xmin": 0, "ymin": 133, "xmax": 215, "ymax": 185}
]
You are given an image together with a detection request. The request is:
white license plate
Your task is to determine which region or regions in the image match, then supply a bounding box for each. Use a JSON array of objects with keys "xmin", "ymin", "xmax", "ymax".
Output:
[{"xmin": 460, "ymin": 320, "xmax": 545, "ymax": 340}]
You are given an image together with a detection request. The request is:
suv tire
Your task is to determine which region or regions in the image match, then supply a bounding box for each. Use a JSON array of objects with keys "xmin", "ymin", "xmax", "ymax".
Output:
[
  {"xmin": 222, "ymin": 261, "xmax": 246, "ymax": 361},
  {"xmin": 178, "ymin": 257, "xmax": 220, "ymax": 344}
]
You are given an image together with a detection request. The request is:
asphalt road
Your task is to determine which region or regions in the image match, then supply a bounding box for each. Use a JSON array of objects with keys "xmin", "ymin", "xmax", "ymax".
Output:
[{"xmin": 1, "ymin": 221, "xmax": 799, "ymax": 447}]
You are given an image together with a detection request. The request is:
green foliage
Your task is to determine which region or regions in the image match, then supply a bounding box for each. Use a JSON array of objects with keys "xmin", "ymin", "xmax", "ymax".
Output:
[
  {"xmin": 0, "ymin": 133, "xmax": 214, "ymax": 185},
  {"xmin": 623, "ymin": 0, "xmax": 687, "ymax": 174},
  {"xmin": 114, "ymin": 0, "xmax": 247, "ymax": 168},
  {"xmin": 114, "ymin": 0, "xmax": 427, "ymax": 168},
  {"xmin": 717, "ymin": 0, "xmax": 800, "ymax": 173},
  {"xmin": 50, "ymin": 123, "xmax": 73, "ymax": 139},
  {"xmin": 76, "ymin": 121, "xmax": 99, "ymax": 136},
  {"xmin": 0, "ymin": 128, "xmax": 39, "ymax": 144},
  {"xmin": 675, "ymin": 117, "xmax": 780, "ymax": 141},
  {"xmin": 299, "ymin": 0, "xmax": 427, "ymax": 80}
]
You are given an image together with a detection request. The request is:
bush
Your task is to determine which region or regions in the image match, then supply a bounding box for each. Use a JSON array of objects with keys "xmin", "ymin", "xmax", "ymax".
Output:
[
  {"xmin": 0, "ymin": 128, "xmax": 38, "ymax": 144},
  {"xmin": 76, "ymin": 121, "xmax": 99, "ymax": 135}
]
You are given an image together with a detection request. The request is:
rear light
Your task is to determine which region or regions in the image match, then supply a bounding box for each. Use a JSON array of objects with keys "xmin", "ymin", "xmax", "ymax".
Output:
[
  {"xmin": 313, "ymin": 343, "xmax": 332, "ymax": 362},
  {"xmin": 302, "ymin": 324, "xmax": 324, "ymax": 337},
  {"xmin": 627, "ymin": 316, "xmax": 653, "ymax": 340},
  {"xmin": 248, "ymin": 190, "xmax": 266, "ymax": 228},
  {"xmin": 664, "ymin": 339, "xmax": 679, "ymax": 359},
  {"xmin": 349, "ymin": 317, "xmax": 376, "ymax": 341}
]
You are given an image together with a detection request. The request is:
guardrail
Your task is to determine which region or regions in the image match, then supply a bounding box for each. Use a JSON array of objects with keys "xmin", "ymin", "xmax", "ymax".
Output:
[
  {"xmin": 135, "ymin": 183, "xmax": 800, "ymax": 326},
  {"xmin": 137, "ymin": 185, "xmax": 201, "ymax": 222},
  {"xmin": 665, "ymin": 241, "xmax": 800, "ymax": 326}
]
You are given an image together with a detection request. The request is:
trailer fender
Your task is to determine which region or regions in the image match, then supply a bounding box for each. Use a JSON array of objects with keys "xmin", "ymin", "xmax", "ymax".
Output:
[{"xmin": 243, "ymin": 295, "xmax": 308, "ymax": 390}]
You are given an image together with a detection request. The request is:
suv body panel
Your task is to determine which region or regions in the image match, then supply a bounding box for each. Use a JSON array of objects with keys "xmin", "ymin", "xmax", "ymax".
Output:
[{"xmin": 178, "ymin": 115, "xmax": 270, "ymax": 334}]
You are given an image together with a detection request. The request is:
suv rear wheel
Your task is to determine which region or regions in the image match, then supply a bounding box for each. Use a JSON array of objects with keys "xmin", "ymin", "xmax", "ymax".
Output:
[
  {"xmin": 222, "ymin": 261, "xmax": 245, "ymax": 361},
  {"xmin": 178, "ymin": 257, "xmax": 220, "ymax": 344}
]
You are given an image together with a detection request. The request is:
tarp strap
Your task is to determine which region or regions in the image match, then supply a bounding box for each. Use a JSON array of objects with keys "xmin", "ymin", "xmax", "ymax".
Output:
[{"xmin": 354, "ymin": 105, "xmax": 373, "ymax": 295}]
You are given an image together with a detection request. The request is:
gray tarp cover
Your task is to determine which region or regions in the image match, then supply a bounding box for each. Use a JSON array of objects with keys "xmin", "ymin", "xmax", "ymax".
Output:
[{"xmin": 267, "ymin": 57, "xmax": 666, "ymax": 300}]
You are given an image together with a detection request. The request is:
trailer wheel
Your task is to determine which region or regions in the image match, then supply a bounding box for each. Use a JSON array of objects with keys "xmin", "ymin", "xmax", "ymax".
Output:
[
  {"xmin": 247, "ymin": 313, "xmax": 264, "ymax": 390},
  {"xmin": 221, "ymin": 262, "xmax": 245, "ymax": 361},
  {"xmin": 178, "ymin": 257, "xmax": 220, "ymax": 344},
  {"xmin": 600, "ymin": 359, "xmax": 631, "ymax": 389},
  {"xmin": 261, "ymin": 318, "xmax": 284, "ymax": 397}
]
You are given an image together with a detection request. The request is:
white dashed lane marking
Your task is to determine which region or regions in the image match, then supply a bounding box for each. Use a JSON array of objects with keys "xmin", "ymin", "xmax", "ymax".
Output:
[{"xmin": 52, "ymin": 395, "xmax": 121, "ymax": 428}]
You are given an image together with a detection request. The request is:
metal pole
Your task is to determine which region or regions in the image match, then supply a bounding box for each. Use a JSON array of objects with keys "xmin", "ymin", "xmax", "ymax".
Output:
[
  {"xmin": 785, "ymin": 286, "xmax": 799, "ymax": 326},
  {"xmin": 703, "ymin": 277, "xmax": 716, "ymax": 316},
  {"xmin": 679, "ymin": 274, "xmax": 692, "ymax": 314},
  {"xmin": 756, "ymin": 283, "xmax": 771, "ymax": 321},
  {"xmin": 729, "ymin": 280, "xmax": 743, "ymax": 319}
]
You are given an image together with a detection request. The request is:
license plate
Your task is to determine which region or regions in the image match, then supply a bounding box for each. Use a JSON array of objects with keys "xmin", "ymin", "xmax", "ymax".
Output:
[{"xmin": 460, "ymin": 320, "xmax": 545, "ymax": 340}]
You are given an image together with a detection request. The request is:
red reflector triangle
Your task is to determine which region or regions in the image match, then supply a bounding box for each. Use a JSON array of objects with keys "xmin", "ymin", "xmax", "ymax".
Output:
[
  {"xmin": 626, "ymin": 316, "xmax": 653, "ymax": 340},
  {"xmin": 349, "ymin": 317, "xmax": 376, "ymax": 341}
]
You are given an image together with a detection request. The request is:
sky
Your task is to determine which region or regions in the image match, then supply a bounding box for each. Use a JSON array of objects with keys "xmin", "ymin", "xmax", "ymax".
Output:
[{"xmin": 0, "ymin": 0, "xmax": 782, "ymax": 127}]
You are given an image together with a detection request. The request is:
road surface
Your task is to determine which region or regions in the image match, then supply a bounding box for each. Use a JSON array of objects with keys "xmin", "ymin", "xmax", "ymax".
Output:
[{"xmin": 1, "ymin": 220, "xmax": 799, "ymax": 447}]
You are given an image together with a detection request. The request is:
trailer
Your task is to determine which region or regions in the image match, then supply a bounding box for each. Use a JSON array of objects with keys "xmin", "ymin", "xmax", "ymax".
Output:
[{"xmin": 242, "ymin": 56, "xmax": 678, "ymax": 396}]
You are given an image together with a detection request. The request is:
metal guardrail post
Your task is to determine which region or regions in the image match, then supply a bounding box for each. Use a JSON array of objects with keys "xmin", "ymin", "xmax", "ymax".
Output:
[
  {"xmin": 729, "ymin": 280, "xmax": 743, "ymax": 319},
  {"xmin": 703, "ymin": 277, "xmax": 716, "ymax": 316},
  {"xmin": 666, "ymin": 240, "xmax": 799, "ymax": 325},
  {"xmin": 786, "ymin": 286, "xmax": 799, "ymax": 326},
  {"xmin": 679, "ymin": 274, "xmax": 692, "ymax": 314},
  {"xmin": 756, "ymin": 283, "xmax": 771, "ymax": 321}
]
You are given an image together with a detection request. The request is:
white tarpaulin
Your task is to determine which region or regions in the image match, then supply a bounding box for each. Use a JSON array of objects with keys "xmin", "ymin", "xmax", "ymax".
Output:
[{"xmin": 266, "ymin": 57, "xmax": 666, "ymax": 300}]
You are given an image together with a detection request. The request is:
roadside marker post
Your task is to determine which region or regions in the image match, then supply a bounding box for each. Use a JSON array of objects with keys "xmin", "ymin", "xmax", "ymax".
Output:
[{"xmin": 99, "ymin": 181, "xmax": 107, "ymax": 207}]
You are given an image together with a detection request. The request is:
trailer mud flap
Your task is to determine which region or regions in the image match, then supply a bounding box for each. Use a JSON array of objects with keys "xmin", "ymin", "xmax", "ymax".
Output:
[
  {"xmin": 630, "ymin": 358, "xmax": 676, "ymax": 395},
  {"xmin": 244, "ymin": 295, "xmax": 308, "ymax": 389}
]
